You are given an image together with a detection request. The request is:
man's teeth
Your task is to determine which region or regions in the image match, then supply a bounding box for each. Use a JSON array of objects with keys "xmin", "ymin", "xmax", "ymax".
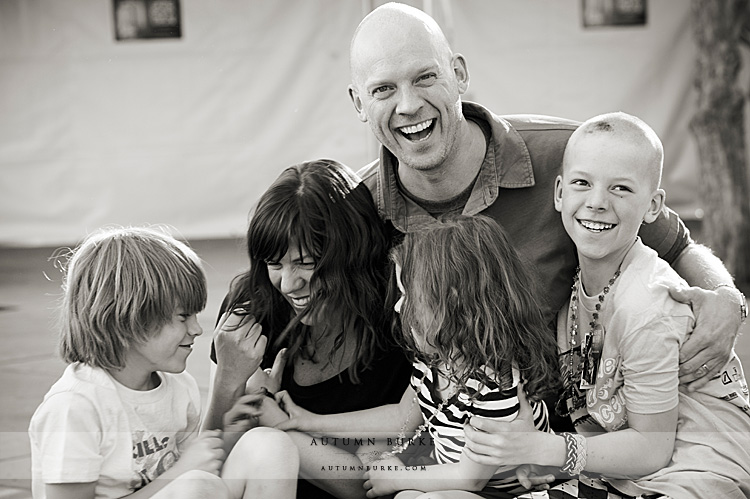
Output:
[
  {"xmin": 580, "ymin": 220, "xmax": 615, "ymax": 231},
  {"xmin": 400, "ymin": 120, "xmax": 433, "ymax": 134}
]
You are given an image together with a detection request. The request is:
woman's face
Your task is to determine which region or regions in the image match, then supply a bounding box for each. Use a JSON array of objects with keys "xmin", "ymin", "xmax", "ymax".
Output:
[{"xmin": 266, "ymin": 244, "xmax": 317, "ymax": 325}]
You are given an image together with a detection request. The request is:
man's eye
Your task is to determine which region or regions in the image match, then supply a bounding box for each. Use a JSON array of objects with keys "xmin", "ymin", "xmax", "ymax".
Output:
[
  {"xmin": 372, "ymin": 85, "xmax": 392, "ymax": 97},
  {"xmin": 417, "ymin": 73, "xmax": 436, "ymax": 83}
]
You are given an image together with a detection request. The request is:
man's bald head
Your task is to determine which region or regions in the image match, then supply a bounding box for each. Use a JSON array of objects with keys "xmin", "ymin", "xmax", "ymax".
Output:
[
  {"xmin": 565, "ymin": 111, "xmax": 664, "ymax": 190},
  {"xmin": 349, "ymin": 2, "xmax": 453, "ymax": 87}
]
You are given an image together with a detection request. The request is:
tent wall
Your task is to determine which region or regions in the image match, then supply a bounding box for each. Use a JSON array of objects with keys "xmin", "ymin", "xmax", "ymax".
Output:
[{"xmin": 0, "ymin": 0, "xmax": 704, "ymax": 246}]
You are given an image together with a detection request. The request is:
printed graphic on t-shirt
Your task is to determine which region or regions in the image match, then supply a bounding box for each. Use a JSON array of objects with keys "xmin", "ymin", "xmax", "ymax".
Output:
[{"xmin": 130, "ymin": 430, "xmax": 180, "ymax": 491}]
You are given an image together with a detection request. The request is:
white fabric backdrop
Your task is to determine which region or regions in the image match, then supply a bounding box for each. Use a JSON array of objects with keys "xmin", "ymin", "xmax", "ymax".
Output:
[{"xmin": 0, "ymin": 0, "xmax": 707, "ymax": 246}]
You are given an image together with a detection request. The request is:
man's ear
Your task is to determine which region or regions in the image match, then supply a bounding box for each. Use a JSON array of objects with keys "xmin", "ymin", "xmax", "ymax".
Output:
[
  {"xmin": 452, "ymin": 53, "xmax": 470, "ymax": 94},
  {"xmin": 644, "ymin": 188, "xmax": 666, "ymax": 224},
  {"xmin": 348, "ymin": 85, "xmax": 367, "ymax": 123},
  {"xmin": 554, "ymin": 175, "xmax": 564, "ymax": 213}
]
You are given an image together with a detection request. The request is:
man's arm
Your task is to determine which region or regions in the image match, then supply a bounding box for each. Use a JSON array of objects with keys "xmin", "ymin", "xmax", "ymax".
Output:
[{"xmin": 670, "ymin": 242, "xmax": 745, "ymax": 390}]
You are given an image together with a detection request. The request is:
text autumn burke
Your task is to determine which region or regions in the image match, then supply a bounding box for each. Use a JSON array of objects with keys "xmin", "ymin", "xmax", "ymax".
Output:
[{"xmin": 309, "ymin": 437, "xmax": 435, "ymax": 447}]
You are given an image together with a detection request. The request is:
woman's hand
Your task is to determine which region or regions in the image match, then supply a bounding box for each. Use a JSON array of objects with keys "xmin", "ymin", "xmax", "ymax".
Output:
[
  {"xmin": 223, "ymin": 391, "xmax": 289, "ymax": 429},
  {"xmin": 245, "ymin": 347, "xmax": 287, "ymax": 394},
  {"xmin": 363, "ymin": 456, "xmax": 408, "ymax": 498},
  {"xmin": 257, "ymin": 395, "xmax": 290, "ymax": 428},
  {"xmin": 273, "ymin": 390, "xmax": 319, "ymax": 433},
  {"xmin": 213, "ymin": 309, "xmax": 267, "ymax": 387}
]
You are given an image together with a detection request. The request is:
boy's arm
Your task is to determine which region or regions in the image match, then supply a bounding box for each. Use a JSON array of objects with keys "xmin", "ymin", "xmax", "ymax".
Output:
[
  {"xmin": 463, "ymin": 399, "xmax": 678, "ymax": 479},
  {"xmin": 669, "ymin": 243, "xmax": 744, "ymax": 389}
]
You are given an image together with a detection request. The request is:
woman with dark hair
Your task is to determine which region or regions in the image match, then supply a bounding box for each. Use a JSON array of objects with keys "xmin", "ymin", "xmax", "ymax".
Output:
[{"xmin": 203, "ymin": 159, "xmax": 412, "ymax": 499}]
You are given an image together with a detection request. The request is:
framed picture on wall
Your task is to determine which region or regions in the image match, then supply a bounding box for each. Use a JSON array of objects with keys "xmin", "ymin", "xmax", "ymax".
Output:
[
  {"xmin": 582, "ymin": 0, "xmax": 647, "ymax": 27},
  {"xmin": 113, "ymin": 0, "xmax": 181, "ymax": 40}
]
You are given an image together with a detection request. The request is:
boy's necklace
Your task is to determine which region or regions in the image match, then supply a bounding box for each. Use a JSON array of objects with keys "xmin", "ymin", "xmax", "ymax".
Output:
[{"xmin": 556, "ymin": 266, "xmax": 621, "ymax": 418}]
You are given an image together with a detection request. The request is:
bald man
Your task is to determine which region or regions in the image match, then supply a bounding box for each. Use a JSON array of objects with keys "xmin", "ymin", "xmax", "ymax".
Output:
[{"xmin": 350, "ymin": 3, "xmax": 745, "ymax": 418}]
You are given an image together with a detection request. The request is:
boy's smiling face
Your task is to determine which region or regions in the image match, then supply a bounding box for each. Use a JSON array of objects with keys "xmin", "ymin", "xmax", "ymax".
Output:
[{"xmin": 555, "ymin": 132, "xmax": 664, "ymax": 272}]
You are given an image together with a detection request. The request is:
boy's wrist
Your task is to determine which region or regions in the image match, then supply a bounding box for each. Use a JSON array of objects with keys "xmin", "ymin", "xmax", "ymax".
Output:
[{"xmin": 543, "ymin": 433, "xmax": 570, "ymax": 470}]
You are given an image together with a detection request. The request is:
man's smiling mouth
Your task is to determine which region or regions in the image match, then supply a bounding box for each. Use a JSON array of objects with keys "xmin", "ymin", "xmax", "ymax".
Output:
[
  {"xmin": 398, "ymin": 119, "xmax": 434, "ymax": 141},
  {"xmin": 578, "ymin": 219, "xmax": 616, "ymax": 232}
]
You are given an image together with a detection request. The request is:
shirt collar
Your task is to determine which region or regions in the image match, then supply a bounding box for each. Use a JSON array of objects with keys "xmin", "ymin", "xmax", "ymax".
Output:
[{"xmin": 376, "ymin": 101, "xmax": 535, "ymax": 231}]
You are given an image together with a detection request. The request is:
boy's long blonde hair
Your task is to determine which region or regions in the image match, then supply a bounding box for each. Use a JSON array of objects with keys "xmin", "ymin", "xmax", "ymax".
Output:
[{"xmin": 58, "ymin": 226, "xmax": 207, "ymax": 370}]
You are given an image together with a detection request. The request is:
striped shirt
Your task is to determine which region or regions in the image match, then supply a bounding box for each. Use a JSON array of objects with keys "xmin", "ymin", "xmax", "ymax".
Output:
[{"xmin": 411, "ymin": 361, "xmax": 550, "ymax": 494}]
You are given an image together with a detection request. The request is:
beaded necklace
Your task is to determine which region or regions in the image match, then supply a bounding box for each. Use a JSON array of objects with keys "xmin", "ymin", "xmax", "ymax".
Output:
[{"xmin": 556, "ymin": 266, "xmax": 621, "ymax": 418}]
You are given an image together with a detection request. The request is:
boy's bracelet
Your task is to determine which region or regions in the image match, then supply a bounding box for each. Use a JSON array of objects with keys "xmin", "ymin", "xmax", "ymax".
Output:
[
  {"xmin": 712, "ymin": 284, "xmax": 748, "ymax": 324},
  {"xmin": 560, "ymin": 432, "xmax": 587, "ymax": 476}
]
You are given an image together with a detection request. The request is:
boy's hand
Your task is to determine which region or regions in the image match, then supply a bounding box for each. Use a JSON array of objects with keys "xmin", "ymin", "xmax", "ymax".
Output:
[
  {"xmin": 463, "ymin": 387, "xmax": 541, "ymax": 467},
  {"xmin": 172, "ymin": 430, "xmax": 225, "ymax": 476},
  {"xmin": 213, "ymin": 310, "xmax": 267, "ymax": 387},
  {"xmin": 669, "ymin": 285, "xmax": 739, "ymax": 390},
  {"xmin": 222, "ymin": 393, "xmax": 266, "ymax": 433},
  {"xmin": 257, "ymin": 394, "xmax": 290, "ymax": 428}
]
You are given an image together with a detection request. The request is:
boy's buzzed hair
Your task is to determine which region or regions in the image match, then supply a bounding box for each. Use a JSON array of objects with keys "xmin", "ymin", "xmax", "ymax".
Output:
[
  {"xmin": 570, "ymin": 111, "xmax": 664, "ymax": 189},
  {"xmin": 58, "ymin": 226, "xmax": 207, "ymax": 370}
]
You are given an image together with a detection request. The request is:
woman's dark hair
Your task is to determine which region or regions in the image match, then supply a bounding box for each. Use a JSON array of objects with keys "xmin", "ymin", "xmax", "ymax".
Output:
[
  {"xmin": 226, "ymin": 159, "xmax": 392, "ymax": 382},
  {"xmin": 390, "ymin": 214, "xmax": 559, "ymax": 401}
]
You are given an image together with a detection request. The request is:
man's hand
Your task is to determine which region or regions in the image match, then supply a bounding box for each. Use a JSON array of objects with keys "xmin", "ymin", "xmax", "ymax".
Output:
[{"xmin": 669, "ymin": 285, "xmax": 740, "ymax": 391}]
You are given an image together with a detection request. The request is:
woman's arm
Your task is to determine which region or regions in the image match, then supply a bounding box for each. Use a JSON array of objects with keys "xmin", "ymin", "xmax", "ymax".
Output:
[
  {"xmin": 276, "ymin": 386, "xmax": 419, "ymax": 439},
  {"xmin": 363, "ymin": 453, "xmax": 500, "ymax": 497}
]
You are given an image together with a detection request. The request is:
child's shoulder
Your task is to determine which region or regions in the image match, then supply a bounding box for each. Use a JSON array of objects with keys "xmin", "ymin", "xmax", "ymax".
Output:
[
  {"xmin": 30, "ymin": 364, "xmax": 114, "ymax": 432},
  {"xmin": 613, "ymin": 241, "xmax": 693, "ymax": 321}
]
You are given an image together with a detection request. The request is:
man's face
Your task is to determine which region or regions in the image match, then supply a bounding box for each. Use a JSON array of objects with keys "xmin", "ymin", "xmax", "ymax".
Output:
[{"xmin": 349, "ymin": 29, "xmax": 467, "ymax": 172}]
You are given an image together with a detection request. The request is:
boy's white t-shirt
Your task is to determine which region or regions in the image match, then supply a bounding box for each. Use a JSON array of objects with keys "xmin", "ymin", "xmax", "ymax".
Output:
[{"xmin": 29, "ymin": 363, "xmax": 201, "ymax": 499}]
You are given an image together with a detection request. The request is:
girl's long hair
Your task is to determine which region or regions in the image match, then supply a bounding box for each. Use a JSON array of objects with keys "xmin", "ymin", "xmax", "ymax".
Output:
[
  {"xmin": 226, "ymin": 159, "xmax": 392, "ymax": 382},
  {"xmin": 390, "ymin": 215, "xmax": 559, "ymax": 401}
]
